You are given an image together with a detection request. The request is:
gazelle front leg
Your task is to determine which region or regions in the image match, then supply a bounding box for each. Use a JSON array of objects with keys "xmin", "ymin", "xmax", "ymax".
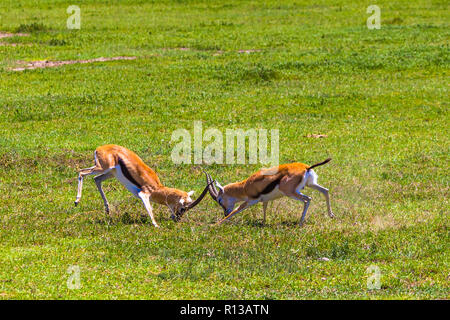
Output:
[
  {"xmin": 217, "ymin": 199, "xmax": 259, "ymax": 225},
  {"xmin": 309, "ymin": 184, "xmax": 334, "ymax": 218},
  {"xmin": 262, "ymin": 202, "xmax": 268, "ymax": 225},
  {"xmin": 138, "ymin": 191, "xmax": 159, "ymax": 228}
]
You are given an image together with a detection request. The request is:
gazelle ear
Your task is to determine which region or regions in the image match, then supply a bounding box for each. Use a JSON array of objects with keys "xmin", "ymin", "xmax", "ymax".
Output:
[
  {"xmin": 215, "ymin": 181, "xmax": 224, "ymax": 194},
  {"xmin": 187, "ymin": 190, "xmax": 194, "ymax": 197}
]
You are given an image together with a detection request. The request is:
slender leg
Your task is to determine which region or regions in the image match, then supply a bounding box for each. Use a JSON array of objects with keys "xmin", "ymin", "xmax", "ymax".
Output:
[
  {"xmin": 138, "ymin": 191, "xmax": 159, "ymax": 228},
  {"xmin": 309, "ymin": 184, "xmax": 334, "ymax": 218},
  {"xmin": 262, "ymin": 202, "xmax": 268, "ymax": 225},
  {"xmin": 94, "ymin": 171, "xmax": 114, "ymax": 215},
  {"xmin": 75, "ymin": 166, "xmax": 105, "ymax": 206},
  {"xmin": 288, "ymin": 192, "xmax": 311, "ymax": 226},
  {"xmin": 299, "ymin": 194, "xmax": 311, "ymax": 225},
  {"xmin": 217, "ymin": 200, "xmax": 259, "ymax": 225}
]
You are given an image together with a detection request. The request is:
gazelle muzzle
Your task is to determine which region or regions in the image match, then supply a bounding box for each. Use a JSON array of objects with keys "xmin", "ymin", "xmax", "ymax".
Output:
[{"xmin": 172, "ymin": 180, "xmax": 215, "ymax": 222}]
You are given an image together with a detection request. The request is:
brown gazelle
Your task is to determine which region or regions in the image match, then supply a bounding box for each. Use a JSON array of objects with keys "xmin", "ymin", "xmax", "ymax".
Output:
[
  {"xmin": 204, "ymin": 159, "xmax": 334, "ymax": 225},
  {"xmin": 75, "ymin": 144, "xmax": 210, "ymax": 227}
]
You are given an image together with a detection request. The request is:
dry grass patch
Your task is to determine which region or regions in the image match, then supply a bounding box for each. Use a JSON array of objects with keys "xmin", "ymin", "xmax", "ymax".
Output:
[
  {"xmin": 0, "ymin": 42, "xmax": 32, "ymax": 47},
  {"xmin": 0, "ymin": 31, "xmax": 30, "ymax": 47},
  {"xmin": 0, "ymin": 32, "xmax": 29, "ymax": 39},
  {"xmin": 11, "ymin": 56, "xmax": 137, "ymax": 71}
]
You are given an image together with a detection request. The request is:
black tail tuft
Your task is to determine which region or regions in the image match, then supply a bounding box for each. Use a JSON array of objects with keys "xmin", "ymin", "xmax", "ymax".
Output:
[{"xmin": 307, "ymin": 158, "xmax": 332, "ymax": 171}]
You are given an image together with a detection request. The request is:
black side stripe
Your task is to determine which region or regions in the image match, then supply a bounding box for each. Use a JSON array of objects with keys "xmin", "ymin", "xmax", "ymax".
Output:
[
  {"xmin": 261, "ymin": 177, "xmax": 282, "ymax": 195},
  {"xmin": 249, "ymin": 176, "xmax": 282, "ymax": 199},
  {"xmin": 118, "ymin": 158, "xmax": 142, "ymax": 188}
]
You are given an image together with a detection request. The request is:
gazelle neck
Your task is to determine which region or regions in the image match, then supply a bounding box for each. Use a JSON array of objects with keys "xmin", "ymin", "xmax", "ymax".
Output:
[
  {"xmin": 149, "ymin": 185, "xmax": 182, "ymax": 206},
  {"xmin": 224, "ymin": 181, "xmax": 247, "ymax": 201}
]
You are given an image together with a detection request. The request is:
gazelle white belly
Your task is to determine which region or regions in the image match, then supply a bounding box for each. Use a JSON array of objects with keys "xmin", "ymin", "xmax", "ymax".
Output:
[
  {"xmin": 260, "ymin": 185, "xmax": 284, "ymax": 202},
  {"xmin": 113, "ymin": 165, "xmax": 141, "ymax": 197}
]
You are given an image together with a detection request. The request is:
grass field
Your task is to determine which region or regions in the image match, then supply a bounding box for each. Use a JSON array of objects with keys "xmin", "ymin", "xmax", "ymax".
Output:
[{"xmin": 0, "ymin": 0, "xmax": 448, "ymax": 299}]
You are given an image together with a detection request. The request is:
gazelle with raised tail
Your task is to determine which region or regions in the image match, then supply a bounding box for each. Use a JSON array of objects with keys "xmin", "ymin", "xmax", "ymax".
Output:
[
  {"xmin": 204, "ymin": 159, "xmax": 334, "ymax": 226},
  {"xmin": 75, "ymin": 144, "xmax": 210, "ymax": 227}
]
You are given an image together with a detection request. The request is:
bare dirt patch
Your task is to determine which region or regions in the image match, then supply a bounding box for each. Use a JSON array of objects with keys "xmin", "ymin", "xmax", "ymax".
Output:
[
  {"xmin": 162, "ymin": 47, "xmax": 190, "ymax": 51},
  {"xmin": 0, "ymin": 42, "xmax": 32, "ymax": 47},
  {"xmin": 0, "ymin": 32, "xmax": 29, "ymax": 39},
  {"xmin": 162, "ymin": 48, "xmax": 261, "ymax": 55},
  {"xmin": 12, "ymin": 56, "xmax": 137, "ymax": 71},
  {"xmin": 0, "ymin": 42, "xmax": 18, "ymax": 46},
  {"xmin": 0, "ymin": 32, "xmax": 30, "ymax": 46},
  {"xmin": 237, "ymin": 49, "xmax": 261, "ymax": 54},
  {"xmin": 306, "ymin": 134, "xmax": 328, "ymax": 138},
  {"xmin": 0, "ymin": 150, "xmax": 88, "ymax": 171}
]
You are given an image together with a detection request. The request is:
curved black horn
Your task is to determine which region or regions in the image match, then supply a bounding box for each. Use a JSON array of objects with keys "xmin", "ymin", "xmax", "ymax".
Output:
[
  {"xmin": 185, "ymin": 180, "xmax": 214, "ymax": 210},
  {"xmin": 202, "ymin": 170, "xmax": 228, "ymax": 215},
  {"xmin": 210, "ymin": 174, "xmax": 220, "ymax": 196},
  {"xmin": 207, "ymin": 174, "xmax": 218, "ymax": 198},
  {"xmin": 203, "ymin": 170, "xmax": 218, "ymax": 199}
]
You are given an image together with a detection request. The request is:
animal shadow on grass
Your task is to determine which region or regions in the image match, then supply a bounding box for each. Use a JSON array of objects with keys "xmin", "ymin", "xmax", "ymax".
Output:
[
  {"xmin": 91, "ymin": 197, "xmax": 172, "ymax": 225},
  {"xmin": 89, "ymin": 198, "xmax": 152, "ymax": 225},
  {"xmin": 246, "ymin": 220, "xmax": 269, "ymax": 228},
  {"xmin": 220, "ymin": 215, "xmax": 275, "ymax": 227},
  {"xmin": 223, "ymin": 219, "xmax": 303, "ymax": 228},
  {"xmin": 279, "ymin": 220, "xmax": 303, "ymax": 227},
  {"xmin": 92, "ymin": 212, "xmax": 149, "ymax": 225},
  {"xmin": 119, "ymin": 211, "xmax": 149, "ymax": 224}
]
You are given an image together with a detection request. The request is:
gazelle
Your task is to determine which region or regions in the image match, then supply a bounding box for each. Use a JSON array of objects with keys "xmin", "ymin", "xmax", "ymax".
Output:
[
  {"xmin": 74, "ymin": 144, "xmax": 210, "ymax": 227},
  {"xmin": 204, "ymin": 159, "xmax": 334, "ymax": 225}
]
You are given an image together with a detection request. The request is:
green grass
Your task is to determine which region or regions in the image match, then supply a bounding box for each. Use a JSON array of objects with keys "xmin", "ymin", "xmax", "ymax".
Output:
[{"xmin": 0, "ymin": 0, "xmax": 448, "ymax": 299}]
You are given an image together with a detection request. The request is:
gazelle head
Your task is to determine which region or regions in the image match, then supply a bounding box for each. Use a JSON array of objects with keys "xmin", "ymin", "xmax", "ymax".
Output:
[
  {"xmin": 170, "ymin": 183, "xmax": 211, "ymax": 222},
  {"xmin": 203, "ymin": 171, "xmax": 236, "ymax": 216}
]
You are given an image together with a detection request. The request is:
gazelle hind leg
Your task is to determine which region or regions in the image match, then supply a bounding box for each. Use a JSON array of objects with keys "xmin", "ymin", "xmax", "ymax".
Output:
[
  {"xmin": 287, "ymin": 191, "xmax": 311, "ymax": 226},
  {"xmin": 306, "ymin": 169, "xmax": 334, "ymax": 218},
  {"xmin": 94, "ymin": 170, "xmax": 114, "ymax": 214},
  {"xmin": 309, "ymin": 184, "xmax": 334, "ymax": 218},
  {"xmin": 75, "ymin": 165, "xmax": 105, "ymax": 206}
]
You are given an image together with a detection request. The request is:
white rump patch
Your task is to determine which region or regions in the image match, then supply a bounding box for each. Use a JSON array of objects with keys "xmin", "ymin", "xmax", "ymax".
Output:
[
  {"xmin": 296, "ymin": 171, "xmax": 309, "ymax": 192},
  {"xmin": 306, "ymin": 169, "xmax": 319, "ymax": 186}
]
